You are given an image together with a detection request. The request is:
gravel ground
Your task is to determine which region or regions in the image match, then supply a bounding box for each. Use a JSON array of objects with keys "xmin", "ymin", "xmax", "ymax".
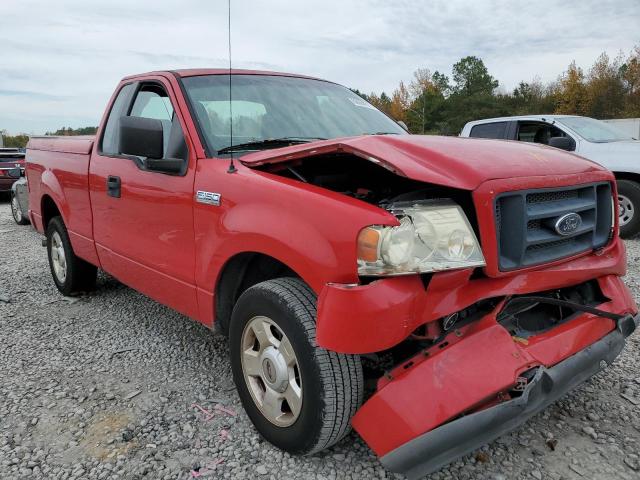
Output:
[{"xmin": 1, "ymin": 198, "xmax": 639, "ymax": 480}]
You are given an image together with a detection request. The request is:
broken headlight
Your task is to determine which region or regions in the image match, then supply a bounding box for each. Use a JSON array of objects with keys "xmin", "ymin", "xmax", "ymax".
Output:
[{"xmin": 357, "ymin": 200, "xmax": 486, "ymax": 276}]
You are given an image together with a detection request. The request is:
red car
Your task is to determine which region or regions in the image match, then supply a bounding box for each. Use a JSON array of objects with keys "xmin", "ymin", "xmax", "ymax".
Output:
[
  {"xmin": 0, "ymin": 148, "xmax": 25, "ymax": 195},
  {"xmin": 26, "ymin": 70, "xmax": 638, "ymax": 479}
]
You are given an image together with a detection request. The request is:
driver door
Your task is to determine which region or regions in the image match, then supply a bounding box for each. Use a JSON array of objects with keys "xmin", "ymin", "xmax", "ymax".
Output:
[{"xmin": 89, "ymin": 78, "xmax": 199, "ymax": 319}]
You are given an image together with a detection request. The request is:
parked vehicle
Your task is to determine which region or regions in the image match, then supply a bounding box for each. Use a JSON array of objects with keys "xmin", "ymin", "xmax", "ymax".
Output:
[
  {"xmin": 602, "ymin": 118, "xmax": 640, "ymax": 140},
  {"xmin": 26, "ymin": 70, "xmax": 638, "ymax": 479},
  {"xmin": 0, "ymin": 147, "xmax": 25, "ymax": 196},
  {"xmin": 460, "ymin": 115, "xmax": 640, "ymax": 238},
  {"xmin": 10, "ymin": 168, "xmax": 29, "ymax": 225}
]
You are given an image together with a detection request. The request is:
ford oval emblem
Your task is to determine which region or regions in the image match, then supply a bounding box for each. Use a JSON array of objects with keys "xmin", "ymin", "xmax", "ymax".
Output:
[{"xmin": 554, "ymin": 212, "xmax": 582, "ymax": 236}]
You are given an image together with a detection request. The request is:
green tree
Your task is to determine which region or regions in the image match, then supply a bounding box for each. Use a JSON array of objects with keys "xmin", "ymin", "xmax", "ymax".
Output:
[
  {"xmin": 620, "ymin": 46, "xmax": 640, "ymax": 116},
  {"xmin": 1, "ymin": 133, "xmax": 29, "ymax": 148},
  {"xmin": 451, "ymin": 56, "xmax": 499, "ymax": 96},
  {"xmin": 46, "ymin": 126, "xmax": 98, "ymax": 136},
  {"xmin": 554, "ymin": 61, "xmax": 588, "ymax": 115},
  {"xmin": 585, "ymin": 53, "xmax": 625, "ymax": 118}
]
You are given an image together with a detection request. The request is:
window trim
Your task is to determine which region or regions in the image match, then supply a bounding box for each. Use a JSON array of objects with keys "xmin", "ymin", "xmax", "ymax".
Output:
[
  {"xmin": 171, "ymin": 72, "xmax": 215, "ymax": 158},
  {"xmin": 97, "ymin": 79, "xmax": 190, "ymax": 176}
]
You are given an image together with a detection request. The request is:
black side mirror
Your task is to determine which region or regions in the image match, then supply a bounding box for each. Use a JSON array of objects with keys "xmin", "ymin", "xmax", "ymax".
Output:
[
  {"xmin": 548, "ymin": 136, "xmax": 575, "ymax": 151},
  {"xmin": 119, "ymin": 116, "xmax": 164, "ymax": 159}
]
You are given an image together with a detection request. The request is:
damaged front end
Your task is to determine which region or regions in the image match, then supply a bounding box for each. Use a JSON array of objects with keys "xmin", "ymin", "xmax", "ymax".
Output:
[
  {"xmin": 350, "ymin": 278, "xmax": 638, "ymax": 479},
  {"xmin": 243, "ymin": 137, "xmax": 638, "ymax": 477}
]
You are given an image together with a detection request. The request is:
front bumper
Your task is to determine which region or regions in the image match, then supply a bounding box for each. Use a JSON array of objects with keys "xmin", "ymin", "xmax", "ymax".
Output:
[
  {"xmin": 317, "ymin": 238, "xmax": 627, "ymax": 354},
  {"xmin": 378, "ymin": 313, "xmax": 638, "ymax": 479}
]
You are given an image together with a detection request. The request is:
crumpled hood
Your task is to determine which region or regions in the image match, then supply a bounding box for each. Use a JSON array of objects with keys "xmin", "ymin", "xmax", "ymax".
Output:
[{"xmin": 241, "ymin": 135, "xmax": 605, "ymax": 190}]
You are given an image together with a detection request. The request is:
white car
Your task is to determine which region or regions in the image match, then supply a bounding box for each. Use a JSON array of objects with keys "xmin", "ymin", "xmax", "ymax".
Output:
[{"xmin": 461, "ymin": 115, "xmax": 640, "ymax": 237}]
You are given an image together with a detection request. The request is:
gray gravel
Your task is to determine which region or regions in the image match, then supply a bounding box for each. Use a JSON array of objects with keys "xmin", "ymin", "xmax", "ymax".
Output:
[{"xmin": 1, "ymin": 198, "xmax": 639, "ymax": 480}]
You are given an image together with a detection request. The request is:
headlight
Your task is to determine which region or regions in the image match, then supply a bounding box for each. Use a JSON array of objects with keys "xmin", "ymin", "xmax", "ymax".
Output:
[{"xmin": 357, "ymin": 200, "xmax": 486, "ymax": 276}]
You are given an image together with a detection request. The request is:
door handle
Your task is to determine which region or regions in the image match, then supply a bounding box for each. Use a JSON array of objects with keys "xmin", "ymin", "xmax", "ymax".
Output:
[{"xmin": 107, "ymin": 175, "xmax": 121, "ymax": 198}]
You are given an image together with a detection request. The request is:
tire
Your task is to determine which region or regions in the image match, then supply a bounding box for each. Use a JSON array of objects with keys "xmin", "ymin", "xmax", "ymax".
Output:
[
  {"xmin": 617, "ymin": 180, "xmax": 640, "ymax": 238},
  {"xmin": 229, "ymin": 277, "xmax": 363, "ymax": 455},
  {"xmin": 11, "ymin": 192, "xmax": 29, "ymax": 225},
  {"xmin": 46, "ymin": 216, "xmax": 97, "ymax": 295}
]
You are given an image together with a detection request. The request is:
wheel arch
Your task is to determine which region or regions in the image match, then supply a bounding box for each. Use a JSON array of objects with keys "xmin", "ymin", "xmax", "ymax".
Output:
[
  {"xmin": 41, "ymin": 194, "xmax": 63, "ymax": 230},
  {"xmin": 612, "ymin": 171, "xmax": 640, "ymax": 185},
  {"xmin": 38, "ymin": 169, "xmax": 69, "ymax": 231},
  {"xmin": 214, "ymin": 251, "xmax": 301, "ymax": 336}
]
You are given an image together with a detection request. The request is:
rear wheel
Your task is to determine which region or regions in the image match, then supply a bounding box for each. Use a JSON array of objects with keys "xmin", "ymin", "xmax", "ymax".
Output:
[
  {"xmin": 617, "ymin": 180, "xmax": 640, "ymax": 238},
  {"xmin": 46, "ymin": 216, "xmax": 97, "ymax": 295},
  {"xmin": 11, "ymin": 193, "xmax": 29, "ymax": 225},
  {"xmin": 229, "ymin": 277, "xmax": 363, "ymax": 455}
]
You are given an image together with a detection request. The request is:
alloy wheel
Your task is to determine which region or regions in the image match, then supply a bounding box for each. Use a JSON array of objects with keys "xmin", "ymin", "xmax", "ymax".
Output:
[
  {"xmin": 618, "ymin": 194, "xmax": 634, "ymax": 227},
  {"xmin": 240, "ymin": 315, "xmax": 302, "ymax": 427},
  {"xmin": 50, "ymin": 231, "xmax": 67, "ymax": 283}
]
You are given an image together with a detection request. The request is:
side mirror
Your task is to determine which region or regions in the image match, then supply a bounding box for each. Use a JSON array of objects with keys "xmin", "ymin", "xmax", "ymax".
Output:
[
  {"xmin": 548, "ymin": 136, "xmax": 575, "ymax": 151},
  {"xmin": 119, "ymin": 116, "xmax": 164, "ymax": 159}
]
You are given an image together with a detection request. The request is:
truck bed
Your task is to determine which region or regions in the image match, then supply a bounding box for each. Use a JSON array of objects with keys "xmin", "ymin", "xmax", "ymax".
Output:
[
  {"xmin": 27, "ymin": 136, "xmax": 95, "ymax": 155},
  {"xmin": 27, "ymin": 135, "xmax": 99, "ymax": 265}
]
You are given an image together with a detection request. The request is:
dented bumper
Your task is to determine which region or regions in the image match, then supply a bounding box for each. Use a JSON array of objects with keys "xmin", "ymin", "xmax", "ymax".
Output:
[
  {"xmin": 350, "ymin": 273, "xmax": 637, "ymax": 478},
  {"xmin": 377, "ymin": 313, "xmax": 638, "ymax": 479},
  {"xmin": 316, "ymin": 238, "xmax": 627, "ymax": 354}
]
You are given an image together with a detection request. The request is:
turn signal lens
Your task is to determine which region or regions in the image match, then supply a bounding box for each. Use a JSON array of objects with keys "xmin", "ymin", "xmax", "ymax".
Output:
[{"xmin": 357, "ymin": 227, "xmax": 380, "ymax": 262}]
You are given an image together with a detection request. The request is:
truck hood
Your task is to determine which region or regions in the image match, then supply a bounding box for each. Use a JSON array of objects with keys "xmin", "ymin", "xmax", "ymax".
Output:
[{"xmin": 241, "ymin": 135, "xmax": 604, "ymax": 190}]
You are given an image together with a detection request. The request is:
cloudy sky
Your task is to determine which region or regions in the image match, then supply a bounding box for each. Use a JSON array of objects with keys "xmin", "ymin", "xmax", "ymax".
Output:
[{"xmin": 1, "ymin": 0, "xmax": 638, "ymax": 134}]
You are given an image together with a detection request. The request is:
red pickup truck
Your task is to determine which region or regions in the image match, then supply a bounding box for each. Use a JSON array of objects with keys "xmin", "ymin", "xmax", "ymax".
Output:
[{"xmin": 26, "ymin": 69, "xmax": 638, "ymax": 478}]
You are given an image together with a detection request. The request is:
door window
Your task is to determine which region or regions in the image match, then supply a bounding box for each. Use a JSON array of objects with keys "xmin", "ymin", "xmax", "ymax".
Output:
[
  {"xmin": 469, "ymin": 122, "xmax": 508, "ymax": 139},
  {"xmin": 517, "ymin": 122, "xmax": 568, "ymax": 145},
  {"xmin": 100, "ymin": 83, "xmax": 135, "ymax": 155}
]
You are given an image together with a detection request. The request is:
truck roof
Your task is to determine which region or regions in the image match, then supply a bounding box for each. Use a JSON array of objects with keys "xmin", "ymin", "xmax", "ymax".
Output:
[
  {"xmin": 464, "ymin": 114, "xmax": 584, "ymax": 126},
  {"xmin": 123, "ymin": 69, "xmax": 329, "ymax": 83}
]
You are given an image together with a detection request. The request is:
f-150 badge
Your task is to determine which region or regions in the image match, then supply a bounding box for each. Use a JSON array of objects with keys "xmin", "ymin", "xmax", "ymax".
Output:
[{"xmin": 196, "ymin": 191, "xmax": 221, "ymax": 206}]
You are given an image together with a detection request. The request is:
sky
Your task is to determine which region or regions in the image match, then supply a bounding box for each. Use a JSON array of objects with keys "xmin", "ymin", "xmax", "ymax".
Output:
[{"xmin": 1, "ymin": 0, "xmax": 638, "ymax": 135}]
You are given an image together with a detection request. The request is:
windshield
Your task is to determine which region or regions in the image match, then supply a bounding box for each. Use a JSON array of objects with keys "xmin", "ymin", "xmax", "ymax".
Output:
[
  {"xmin": 182, "ymin": 74, "xmax": 406, "ymax": 154},
  {"xmin": 558, "ymin": 116, "xmax": 633, "ymax": 143}
]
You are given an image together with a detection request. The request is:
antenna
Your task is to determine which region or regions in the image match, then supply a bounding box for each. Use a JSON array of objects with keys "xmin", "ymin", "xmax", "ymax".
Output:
[{"xmin": 226, "ymin": 0, "xmax": 237, "ymax": 174}]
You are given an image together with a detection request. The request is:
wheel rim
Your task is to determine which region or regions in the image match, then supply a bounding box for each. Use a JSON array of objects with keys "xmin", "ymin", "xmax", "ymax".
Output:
[
  {"xmin": 11, "ymin": 196, "xmax": 21, "ymax": 222},
  {"xmin": 241, "ymin": 316, "xmax": 302, "ymax": 427},
  {"xmin": 618, "ymin": 194, "xmax": 634, "ymax": 227},
  {"xmin": 51, "ymin": 231, "xmax": 67, "ymax": 283}
]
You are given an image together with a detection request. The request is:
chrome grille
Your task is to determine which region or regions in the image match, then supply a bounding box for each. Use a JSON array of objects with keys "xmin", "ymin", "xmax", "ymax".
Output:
[{"xmin": 494, "ymin": 183, "xmax": 613, "ymax": 271}]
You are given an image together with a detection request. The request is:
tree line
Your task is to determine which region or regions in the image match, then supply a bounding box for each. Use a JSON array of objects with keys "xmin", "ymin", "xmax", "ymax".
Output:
[
  {"xmin": 3, "ymin": 45, "xmax": 639, "ymax": 147},
  {"xmin": 354, "ymin": 44, "xmax": 640, "ymax": 135},
  {"xmin": 1, "ymin": 127, "xmax": 98, "ymax": 148}
]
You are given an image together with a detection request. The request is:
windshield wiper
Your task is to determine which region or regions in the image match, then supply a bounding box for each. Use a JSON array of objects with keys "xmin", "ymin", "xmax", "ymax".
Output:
[{"xmin": 217, "ymin": 137, "xmax": 326, "ymax": 154}]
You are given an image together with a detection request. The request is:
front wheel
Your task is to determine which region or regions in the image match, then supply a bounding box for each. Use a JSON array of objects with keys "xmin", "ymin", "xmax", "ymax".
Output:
[
  {"xmin": 617, "ymin": 180, "xmax": 640, "ymax": 238},
  {"xmin": 11, "ymin": 192, "xmax": 29, "ymax": 225},
  {"xmin": 229, "ymin": 277, "xmax": 363, "ymax": 455},
  {"xmin": 46, "ymin": 216, "xmax": 97, "ymax": 295}
]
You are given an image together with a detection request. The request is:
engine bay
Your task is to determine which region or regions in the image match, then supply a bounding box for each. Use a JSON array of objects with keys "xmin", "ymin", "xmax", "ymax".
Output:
[{"xmin": 254, "ymin": 152, "xmax": 475, "ymax": 212}]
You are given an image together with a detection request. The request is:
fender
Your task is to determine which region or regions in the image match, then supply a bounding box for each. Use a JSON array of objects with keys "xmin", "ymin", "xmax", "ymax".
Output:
[
  {"xmin": 39, "ymin": 169, "xmax": 70, "ymax": 227},
  {"xmin": 193, "ymin": 162, "xmax": 400, "ymax": 325}
]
